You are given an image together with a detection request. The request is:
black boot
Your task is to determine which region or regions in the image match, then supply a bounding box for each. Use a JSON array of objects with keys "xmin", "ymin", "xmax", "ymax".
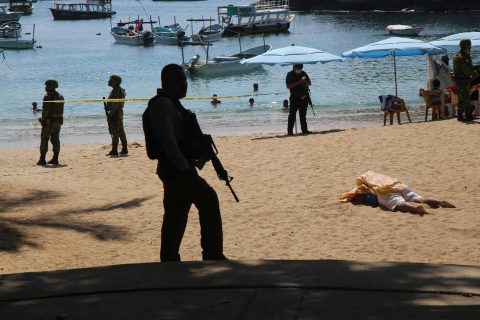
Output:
[
  {"xmin": 48, "ymin": 154, "xmax": 59, "ymax": 165},
  {"xmin": 119, "ymin": 147, "xmax": 128, "ymax": 155},
  {"xmin": 37, "ymin": 156, "xmax": 46, "ymax": 166},
  {"xmin": 108, "ymin": 145, "xmax": 118, "ymax": 156}
]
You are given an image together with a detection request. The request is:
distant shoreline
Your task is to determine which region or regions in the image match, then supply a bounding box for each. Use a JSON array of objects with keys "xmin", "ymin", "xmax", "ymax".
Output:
[{"xmin": 290, "ymin": 0, "xmax": 480, "ymax": 12}]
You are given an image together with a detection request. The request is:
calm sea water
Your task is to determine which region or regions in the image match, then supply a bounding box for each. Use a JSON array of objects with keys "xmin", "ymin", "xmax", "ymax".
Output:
[{"xmin": 1, "ymin": 1, "xmax": 479, "ymax": 148}]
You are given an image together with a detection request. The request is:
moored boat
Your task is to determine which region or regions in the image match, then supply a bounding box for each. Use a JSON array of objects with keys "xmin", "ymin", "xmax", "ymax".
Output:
[
  {"xmin": 191, "ymin": 23, "xmax": 224, "ymax": 43},
  {"xmin": 218, "ymin": 0, "xmax": 294, "ymax": 37},
  {"xmin": 185, "ymin": 44, "xmax": 272, "ymax": 76},
  {"xmin": 386, "ymin": 25, "xmax": 423, "ymax": 37},
  {"xmin": 0, "ymin": 4, "xmax": 21, "ymax": 23},
  {"xmin": 110, "ymin": 26, "xmax": 154, "ymax": 46},
  {"xmin": 0, "ymin": 23, "xmax": 35, "ymax": 49},
  {"xmin": 0, "ymin": 20, "xmax": 21, "ymax": 37},
  {"xmin": 9, "ymin": 0, "xmax": 33, "ymax": 15},
  {"xmin": 49, "ymin": 0, "xmax": 115, "ymax": 20}
]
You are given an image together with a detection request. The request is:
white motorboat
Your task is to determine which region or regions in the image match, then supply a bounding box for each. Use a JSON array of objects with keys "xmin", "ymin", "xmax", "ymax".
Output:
[
  {"xmin": 0, "ymin": 21, "xmax": 35, "ymax": 49},
  {"xmin": 110, "ymin": 26, "xmax": 155, "ymax": 46},
  {"xmin": 185, "ymin": 44, "xmax": 271, "ymax": 76},
  {"xmin": 191, "ymin": 23, "xmax": 224, "ymax": 43},
  {"xmin": 386, "ymin": 25, "xmax": 423, "ymax": 36},
  {"xmin": 0, "ymin": 20, "xmax": 21, "ymax": 38},
  {"xmin": 0, "ymin": 4, "xmax": 22, "ymax": 23}
]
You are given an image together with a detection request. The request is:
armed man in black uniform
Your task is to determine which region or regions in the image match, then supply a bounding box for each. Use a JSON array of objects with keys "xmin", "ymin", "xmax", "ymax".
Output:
[
  {"xmin": 142, "ymin": 64, "xmax": 227, "ymax": 262},
  {"xmin": 286, "ymin": 64, "xmax": 312, "ymax": 135},
  {"xmin": 37, "ymin": 79, "xmax": 64, "ymax": 166}
]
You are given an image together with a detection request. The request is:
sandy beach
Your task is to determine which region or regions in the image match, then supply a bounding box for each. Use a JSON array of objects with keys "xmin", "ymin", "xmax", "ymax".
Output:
[{"xmin": 1, "ymin": 119, "xmax": 479, "ymax": 275}]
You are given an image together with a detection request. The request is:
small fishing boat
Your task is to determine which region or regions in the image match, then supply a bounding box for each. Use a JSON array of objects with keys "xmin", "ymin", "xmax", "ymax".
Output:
[
  {"xmin": 110, "ymin": 26, "xmax": 154, "ymax": 46},
  {"xmin": 49, "ymin": 0, "xmax": 115, "ymax": 20},
  {"xmin": 218, "ymin": 1, "xmax": 294, "ymax": 37},
  {"xmin": 191, "ymin": 23, "xmax": 224, "ymax": 43},
  {"xmin": 185, "ymin": 44, "xmax": 271, "ymax": 76},
  {"xmin": 152, "ymin": 25, "xmax": 191, "ymax": 45},
  {"xmin": 386, "ymin": 25, "xmax": 423, "ymax": 36},
  {"xmin": 0, "ymin": 20, "xmax": 21, "ymax": 38},
  {"xmin": 0, "ymin": 4, "xmax": 21, "ymax": 23},
  {"xmin": 0, "ymin": 20, "xmax": 34, "ymax": 49},
  {"xmin": 9, "ymin": 0, "xmax": 33, "ymax": 15}
]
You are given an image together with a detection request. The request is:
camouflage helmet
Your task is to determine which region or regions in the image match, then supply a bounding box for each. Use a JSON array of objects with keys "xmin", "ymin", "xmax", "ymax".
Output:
[
  {"xmin": 459, "ymin": 39, "xmax": 471, "ymax": 49},
  {"xmin": 45, "ymin": 79, "xmax": 58, "ymax": 88},
  {"xmin": 109, "ymin": 74, "xmax": 122, "ymax": 85}
]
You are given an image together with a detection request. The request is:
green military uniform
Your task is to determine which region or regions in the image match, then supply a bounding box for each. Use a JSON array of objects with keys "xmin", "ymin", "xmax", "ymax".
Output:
[
  {"xmin": 453, "ymin": 40, "xmax": 475, "ymax": 120},
  {"xmin": 39, "ymin": 80, "xmax": 64, "ymax": 165},
  {"xmin": 106, "ymin": 85, "xmax": 128, "ymax": 154}
]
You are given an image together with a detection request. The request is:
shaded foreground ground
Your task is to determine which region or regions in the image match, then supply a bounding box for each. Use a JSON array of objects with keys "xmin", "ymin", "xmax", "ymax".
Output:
[{"xmin": 0, "ymin": 259, "xmax": 479, "ymax": 319}]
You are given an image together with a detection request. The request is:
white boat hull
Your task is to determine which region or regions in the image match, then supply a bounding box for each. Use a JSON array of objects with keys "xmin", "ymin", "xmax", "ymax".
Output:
[
  {"xmin": 0, "ymin": 38, "xmax": 34, "ymax": 49},
  {"xmin": 110, "ymin": 28, "xmax": 155, "ymax": 46},
  {"xmin": 186, "ymin": 44, "xmax": 271, "ymax": 76},
  {"xmin": 386, "ymin": 25, "xmax": 422, "ymax": 36},
  {"xmin": 189, "ymin": 60, "xmax": 263, "ymax": 75}
]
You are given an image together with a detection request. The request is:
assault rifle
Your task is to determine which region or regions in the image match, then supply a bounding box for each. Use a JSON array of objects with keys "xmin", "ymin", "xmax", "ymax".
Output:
[
  {"xmin": 183, "ymin": 109, "xmax": 239, "ymax": 203},
  {"xmin": 197, "ymin": 134, "xmax": 239, "ymax": 203}
]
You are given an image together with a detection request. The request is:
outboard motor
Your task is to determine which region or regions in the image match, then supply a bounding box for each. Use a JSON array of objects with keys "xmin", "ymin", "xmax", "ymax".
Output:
[{"xmin": 142, "ymin": 31, "xmax": 154, "ymax": 47}]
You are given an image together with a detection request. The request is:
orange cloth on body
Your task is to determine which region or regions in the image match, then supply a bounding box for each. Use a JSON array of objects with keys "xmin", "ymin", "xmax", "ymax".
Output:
[{"xmin": 338, "ymin": 171, "xmax": 408, "ymax": 202}]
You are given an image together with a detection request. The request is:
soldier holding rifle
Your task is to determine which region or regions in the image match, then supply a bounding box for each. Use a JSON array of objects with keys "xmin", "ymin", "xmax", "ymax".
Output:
[{"xmin": 142, "ymin": 64, "xmax": 236, "ymax": 262}]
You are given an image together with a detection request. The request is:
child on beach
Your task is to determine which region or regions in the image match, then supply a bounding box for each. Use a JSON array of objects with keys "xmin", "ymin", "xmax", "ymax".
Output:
[{"xmin": 429, "ymin": 79, "xmax": 443, "ymax": 120}]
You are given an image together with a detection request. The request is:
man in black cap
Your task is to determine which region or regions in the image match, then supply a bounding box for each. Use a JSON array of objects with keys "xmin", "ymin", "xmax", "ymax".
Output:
[
  {"xmin": 37, "ymin": 79, "xmax": 64, "ymax": 166},
  {"xmin": 286, "ymin": 64, "xmax": 312, "ymax": 135},
  {"xmin": 142, "ymin": 64, "xmax": 226, "ymax": 262},
  {"xmin": 453, "ymin": 39, "xmax": 476, "ymax": 121}
]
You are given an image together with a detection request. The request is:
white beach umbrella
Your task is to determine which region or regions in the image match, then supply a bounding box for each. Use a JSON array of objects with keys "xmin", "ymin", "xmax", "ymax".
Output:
[
  {"xmin": 240, "ymin": 44, "xmax": 344, "ymax": 66},
  {"xmin": 430, "ymin": 32, "xmax": 480, "ymax": 51},
  {"xmin": 342, "ymin": 37, "xmax": 446, "ymax": 96}
]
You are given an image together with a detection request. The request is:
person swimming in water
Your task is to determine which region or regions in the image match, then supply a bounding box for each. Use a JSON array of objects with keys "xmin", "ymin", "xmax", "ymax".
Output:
[{"xmin": 31, "ymin": 101, "xmax": 42, "ymax": 112}]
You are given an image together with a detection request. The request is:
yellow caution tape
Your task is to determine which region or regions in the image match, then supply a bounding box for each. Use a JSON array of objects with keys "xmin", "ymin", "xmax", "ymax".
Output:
[{"xmin": 44, "ymin": 92, "xmax": 282, "ymax": 103}]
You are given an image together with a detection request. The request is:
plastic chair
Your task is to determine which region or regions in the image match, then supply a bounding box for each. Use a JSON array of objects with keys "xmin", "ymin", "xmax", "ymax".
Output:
[
  {"xmin": 419, "ymin": 89, "xmax": 440, "ymax": 121},
  {"xmin": 383, "ymin": 97, "xmax": 412, "ymax": 125}
]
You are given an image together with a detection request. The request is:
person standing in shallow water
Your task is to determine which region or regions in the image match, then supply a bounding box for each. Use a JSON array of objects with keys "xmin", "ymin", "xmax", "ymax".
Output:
[
  {"xmin": 142, "ymin": 64, "xmax": 227, "ymax": 262},
  {"xmin": 37, "ymin": 79, "xmax": 64, "ymax": 166},
  {"xmin": 106, "ymin": 75, "xmax": 128, "ymax": 155},
  {"xmin": 286, "ymin": 64, "xmax": 312, "ymax": 135}
]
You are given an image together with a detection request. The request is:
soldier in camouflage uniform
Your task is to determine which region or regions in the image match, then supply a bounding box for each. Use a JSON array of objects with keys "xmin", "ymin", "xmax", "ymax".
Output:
[
  {"xmin": 37, "ymin": 79, "xmax": 64, "ymax": 166},
  {"xmin": 106, "ymin": 75, "xmax": 128, "ymax": 155},
  {"xmin": 453, "ymin": 39, "xmax": 476, "ymax": 121}
]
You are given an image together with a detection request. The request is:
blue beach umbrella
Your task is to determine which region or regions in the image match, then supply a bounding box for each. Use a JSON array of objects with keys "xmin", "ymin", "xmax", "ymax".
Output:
[
  {"xmin": 342, "ymin": 37, "xmax": 446, "ymax": 96},
  {"xmin": 430, "ymin": 32, "xmax": 480, "ymax": 51},
  {"xmin": 240, "ymin": 44, "xmax": 344, "ymax": 66}
]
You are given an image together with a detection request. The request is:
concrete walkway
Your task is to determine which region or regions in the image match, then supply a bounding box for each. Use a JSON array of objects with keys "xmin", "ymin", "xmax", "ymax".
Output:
[{"xmin": 1, "ymin": 259, "xmax": 479, "ymax": 319}]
